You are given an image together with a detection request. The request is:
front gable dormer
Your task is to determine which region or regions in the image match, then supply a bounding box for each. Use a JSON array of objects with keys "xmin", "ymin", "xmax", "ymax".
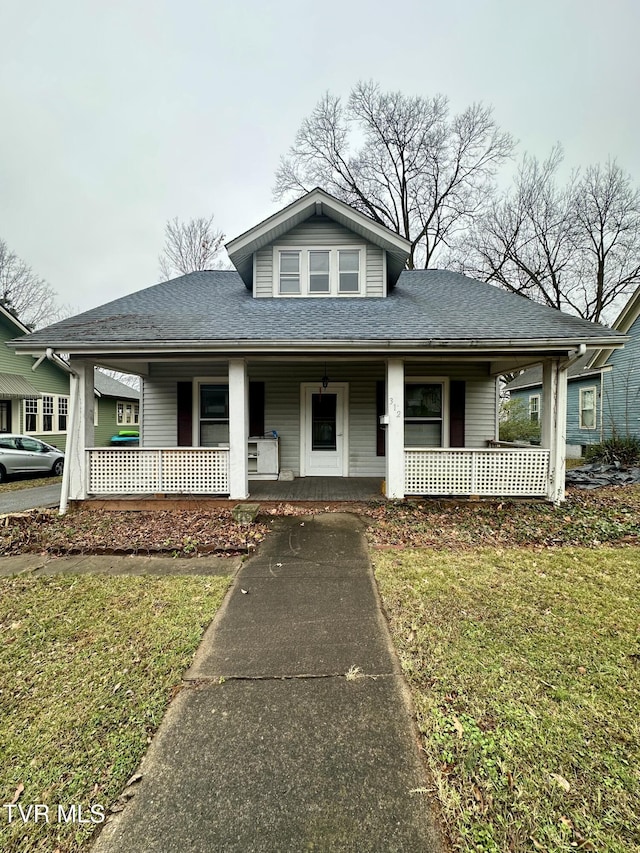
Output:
[{"xmin": 225, "ymin": 188, "xmax": 410, "ymax": 298}]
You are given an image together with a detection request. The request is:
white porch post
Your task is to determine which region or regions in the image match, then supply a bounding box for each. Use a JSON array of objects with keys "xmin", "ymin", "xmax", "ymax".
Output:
[
  {"xmin": 542, "ymin": 360, "xmax": 568, "ymax": 504},
  {"xmin": 386, "ymin": 358, "xmax": 405, "ymax": 499},
  {"xmin": 67, "ymin": 359, "xmax": 95, "ymax": 501},
  {"xmin": 228, "ymin": 358, "xmax": 249, "ymax": 499}
]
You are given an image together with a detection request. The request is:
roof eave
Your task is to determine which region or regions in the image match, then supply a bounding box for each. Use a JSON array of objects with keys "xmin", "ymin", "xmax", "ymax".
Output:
[{"xmin": 11, "ymin": 335, "xmax": 627, "ymax": 359}]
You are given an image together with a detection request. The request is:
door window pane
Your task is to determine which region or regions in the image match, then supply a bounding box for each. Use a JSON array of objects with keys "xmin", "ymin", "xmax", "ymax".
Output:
[{"xmin": 312, "ymin": 393, "xmax": 337, "ymax": 451}]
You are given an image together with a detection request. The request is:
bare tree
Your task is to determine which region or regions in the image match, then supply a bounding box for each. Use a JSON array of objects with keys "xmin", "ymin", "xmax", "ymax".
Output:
[
  {"xmin": 573, "ymin": 160, "xmax": 640, "ymax": 322},
  {"xmin": 274, "ymin": 81, "xmax": 514, "ymax": 269},
  {"xmin": 158, "ymin": 215, "xmax": 226, "ymax": 280},
  {"xmin": 0, "ymin": 239, "xmax": 68, "ymax": 329},
  {"xmin": 460, "ymin": 150, "xmax": 640, "ymax": 322}
]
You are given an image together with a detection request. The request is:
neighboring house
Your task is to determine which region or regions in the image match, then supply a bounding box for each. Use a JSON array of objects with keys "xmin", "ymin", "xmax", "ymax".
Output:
[
  {"xmin": 506, "ymin": 284, "xmax": 640, "ymax": 457},
  {"xmin": 505, "ymin": 355, "xmax": 603, "ymax": 458},
  {"xmin": 0, "ymin": 301, "xmax": 139, "ymax": 453},
  {"xmin": 10, "ymin": 188, "xmax": 625, "ymax": 507},
  {"xmin": 93, "ymin": 371, "xmax": 140, "ymax": 447},
  {"xmin": 0, "ymin": 304, "xmax": 71, "ymax": 449}
]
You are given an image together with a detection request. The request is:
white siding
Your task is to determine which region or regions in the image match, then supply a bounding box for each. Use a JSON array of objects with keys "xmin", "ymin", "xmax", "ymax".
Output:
[
  {"xmin": 254, "ymin": 216, "xmax": 385, "ymax": 298},
  {"xmin": 141, "ymin": 359, "xmax": 498, "ymax": 475},
  {"xmin": 142, "ymin": 361, "xmax": 228, "ymax": 446}
]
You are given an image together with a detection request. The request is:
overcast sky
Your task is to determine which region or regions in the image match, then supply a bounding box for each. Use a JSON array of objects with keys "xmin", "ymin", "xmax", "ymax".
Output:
[{"xmin": 1, "ymin": 0, "xmax": 639, "ymax": 316}]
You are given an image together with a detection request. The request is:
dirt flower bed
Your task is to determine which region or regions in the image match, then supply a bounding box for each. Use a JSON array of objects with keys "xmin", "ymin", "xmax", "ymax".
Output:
[
  {"xmin": 363, "ymin": 485, "xmax": 640, "ymax": 550},
  {"xmin": 0, "ymin": 509, "xmax": 271, "ymax": 557},
  {"xmin": 1, "ymin": 486, "xmax": 638, "ymax": 557}
]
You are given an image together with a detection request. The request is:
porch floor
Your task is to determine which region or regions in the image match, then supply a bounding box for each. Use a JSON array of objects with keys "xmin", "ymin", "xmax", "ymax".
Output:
[
  {"xmin": 248, "ymin": 477, "xmax": 384, "ymax": 502},
  {"xmin": 79, "ymin": 477, "xmax": 385, "ymax": 510}
]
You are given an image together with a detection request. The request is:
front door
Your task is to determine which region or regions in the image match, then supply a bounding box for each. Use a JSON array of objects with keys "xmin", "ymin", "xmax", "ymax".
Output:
[{"xmin": 302, "ymin": 384, "xmax": 347, "ymax": 476}]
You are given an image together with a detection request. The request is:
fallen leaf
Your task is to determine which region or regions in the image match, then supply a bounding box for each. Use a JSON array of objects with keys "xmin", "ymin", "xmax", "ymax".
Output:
[
  {"xmin": 10, "ymin": 782, "xmax": 24, "ymax": 804},
  {"xmin": 549, "ymin": 773, "xmax": 571, "ymax": 792},
  {"xmin": 452, "ymin": 716, "xmax": 464, "ymax": 739}
]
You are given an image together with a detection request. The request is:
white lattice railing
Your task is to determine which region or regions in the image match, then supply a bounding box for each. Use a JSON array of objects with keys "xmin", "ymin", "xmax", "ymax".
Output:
[
  {"xmin": 404, "ymin": 447, "xmax": 550, "ymax": 497},
  {"xmin": 87, "ymin": 448, "xmax": 230, "ymax": 495}
]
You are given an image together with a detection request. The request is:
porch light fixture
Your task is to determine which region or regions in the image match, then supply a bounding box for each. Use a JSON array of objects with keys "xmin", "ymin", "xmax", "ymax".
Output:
[{"xmin": 322, "ymin": 363, "xmax": 329, "ymax": 389}]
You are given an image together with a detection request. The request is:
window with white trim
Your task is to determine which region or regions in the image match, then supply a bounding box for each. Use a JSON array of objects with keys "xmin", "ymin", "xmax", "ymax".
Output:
[
  {"xmin": 117, "ymin": 401, "xmax": 139, "ymax": 426},
  {"xmin": 25, "ymin": 398, "xmax": 38, "ymax": 432},
  {"xmin": 404, "ymin": 380, "xmax": 448, "ymax": 447},
  {"xmin": 198, "ymin": 383, "xmax": 229, "ymax": 446},
  {"xmin": 24, "ymin": 394, "xmax": 70, "ymax": 434},
  {"xmin": 579, "ymin": 387, "xmax": 597, "ymax": 429},
  {"xmin": 275, "ymin": 246, "xmax": 363, "ymax": 296},
  {"xmin": 529, "ymin": 395, "xmax": 540, "ymax": 424},
  {"xmin": 58, "ymin": 397, "xmax": 68, "ymax": 431}
]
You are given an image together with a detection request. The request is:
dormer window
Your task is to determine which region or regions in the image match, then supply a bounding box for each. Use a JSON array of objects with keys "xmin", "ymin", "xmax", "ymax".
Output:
[
  {"xmin": 274, "ymin": 246, "xmax": 364, "ymax": 297},
  {"xmin": 279, "ymin": 251, "xmax": 301, "ymax": 294}
]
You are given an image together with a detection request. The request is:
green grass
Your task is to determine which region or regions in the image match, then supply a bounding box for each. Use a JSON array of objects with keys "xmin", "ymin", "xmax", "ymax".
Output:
[
  {"xmin": 374, "ymin": 547, "xmax": 640, "ymax": 852},
  {"xmin": 0, "ymin": 573, "xmax": 231, "ymax": 853}
]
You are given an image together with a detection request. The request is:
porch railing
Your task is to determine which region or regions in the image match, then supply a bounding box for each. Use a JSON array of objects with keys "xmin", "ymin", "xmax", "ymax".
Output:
[
  {"xmin": 87, "ymin": 448, "xmax": 230, "ymax": 495},
  {"xmin": 404, "ymin": 447, "xmax": 550, "ymax": 497}
]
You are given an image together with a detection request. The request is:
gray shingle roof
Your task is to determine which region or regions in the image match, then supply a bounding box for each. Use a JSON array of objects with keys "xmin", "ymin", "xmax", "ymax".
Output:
[
  {"xmin": 504, "ymin": 354, "xmax": 600, "ymax": 391},
  {"xmin": 94, "ymin": 369, "xmax": 140, "ymax": 399},
  {"xmin": 13, "ymin": 270, "xmax": 624, "ymax": 352}
]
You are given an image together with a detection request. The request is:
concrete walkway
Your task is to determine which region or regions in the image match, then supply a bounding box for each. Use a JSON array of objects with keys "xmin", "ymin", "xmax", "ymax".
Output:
[{"xmin": 91, "ymin": 514, "xmax": 444, "ymax": 853}]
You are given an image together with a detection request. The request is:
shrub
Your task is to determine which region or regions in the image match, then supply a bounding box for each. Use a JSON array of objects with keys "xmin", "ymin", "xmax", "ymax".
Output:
[
  {"xmin": 585, "ymin": 436, "xmax": 640, "ymax": 466},
  {"xmin": 499, "ymin": 398, "xmax": 541, "ymax": 443}
]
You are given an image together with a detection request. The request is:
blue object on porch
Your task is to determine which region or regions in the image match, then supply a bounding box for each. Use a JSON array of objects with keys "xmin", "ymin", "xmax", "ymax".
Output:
[{"xmin": 110, "ymin": 435, "xmax": 139, "ymax": 446}]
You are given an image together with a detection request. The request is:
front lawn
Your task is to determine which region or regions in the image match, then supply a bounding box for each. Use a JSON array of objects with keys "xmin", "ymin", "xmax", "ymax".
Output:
[
  {"xmin": 0, "ymin": 573, "xmax": 231, "ymax": 853},
  {"xmin": 374, "ymin": 546, "xmax": 640, "ymax": 852}
]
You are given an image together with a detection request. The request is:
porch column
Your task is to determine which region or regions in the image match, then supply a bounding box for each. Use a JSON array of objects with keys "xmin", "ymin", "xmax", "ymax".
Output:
[
  {"xmin": 228, "ymin": 358, "xmax": 249, "ymax": 499},
  {"xmin": 386, "ymin": 358, "xmax": 405, "ymax": 499},
  {"xmin": 542, "ymin": 360, "xmax": 568, "ymax": 504},
  {"xmin": 66, "ymin": 359, "xmax": 95, "ymax": 502}
]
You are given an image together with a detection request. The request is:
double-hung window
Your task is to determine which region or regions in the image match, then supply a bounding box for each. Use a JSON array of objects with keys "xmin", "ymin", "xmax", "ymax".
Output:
[
  {"xmin": 579, "ymin": 387, "xmax": 597, "ymax": 429},
  {"xmin": 404, "ymin": 380, "xmax": 448, "ymax": 447},
  {"xmin": 279, "ymin": 252, "xmax": 301, "ymax": 294},
  {"xmin": 529, "ymin": 395, "xmax": 540, "ymax": 424},
  {"xmin": 117, "ymin": 401, "xmax": 139, "ymax": 426},
  {"xmin": 276, "ymin": 247, "xmax": 363, "ymax": 296},
  {"xmin": 24, "ymin": 394, "xmax": 70, "ymax": 434},
  {"xmin": 198, "ymin": 383, "xmax": 229, "ymax": 446}
]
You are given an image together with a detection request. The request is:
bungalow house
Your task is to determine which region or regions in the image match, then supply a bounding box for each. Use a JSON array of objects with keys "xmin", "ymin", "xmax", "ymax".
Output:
[
  {"xmin": 506, "ymin": 284, "xmax": 640, "ymax": 457},
  {"xmin": 10, "ymin": 188, "xmax": 625, "ymax": 508}
]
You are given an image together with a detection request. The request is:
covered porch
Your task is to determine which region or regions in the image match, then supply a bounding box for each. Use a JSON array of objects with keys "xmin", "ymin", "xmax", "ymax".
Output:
[{"xmin": 61, "ymin": 351, "xmax": 570, "ymax": 509}]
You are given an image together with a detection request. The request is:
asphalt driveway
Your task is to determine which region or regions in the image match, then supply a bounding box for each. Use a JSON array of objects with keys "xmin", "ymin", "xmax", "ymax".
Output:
[{"xmin": 0, "ymin": 481, "xmax": 61, "ymax": 513}]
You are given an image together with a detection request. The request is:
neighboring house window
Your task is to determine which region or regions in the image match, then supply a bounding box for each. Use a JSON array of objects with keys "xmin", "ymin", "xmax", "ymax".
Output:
[
  {"xmin": 24, "ymin": 395, "xmax": 69, "ymax": 434},
  {"xmin": 529, "ymin": 395, "xmax": 540, "ymax": 423},
  {"xmin": 117, "ymin": 401, "xmax": 140, "ymax": 426},
  {"xmin": 58, "ymin": 397, "xmax": 68, "ymax": 431},
  {"xmin": 199, "ymin": 384, "xmax": 229, "ymax": 446},
  {"xmin": 42, "ymin": 396, "xmax": 54, "ymax": 432},
  {"xmin": 579, "ymin": 387, "xmax": 597, "ymax": 429},
  {"xmin": 405, "ymin": 380, "xmax": 447, "ymax": 447},
  {"xmin": 274, "ymin": 247, "xmax": 363, "ymax": 296}
]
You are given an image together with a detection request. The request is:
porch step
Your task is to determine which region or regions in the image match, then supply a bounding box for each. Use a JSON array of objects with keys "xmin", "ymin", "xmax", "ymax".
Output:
[{"xmin": 232, "ymin": 503, "xmax": 260, "ymax": 525}]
